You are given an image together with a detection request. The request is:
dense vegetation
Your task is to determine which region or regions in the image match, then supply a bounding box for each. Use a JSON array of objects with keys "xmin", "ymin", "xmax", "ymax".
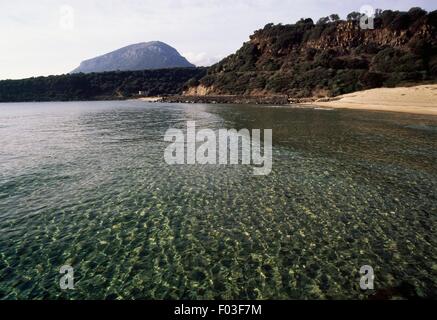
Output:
[
  {"xmin": 0, "ymin": 68, "xmax": 206, "ymax": 102},
  {"xmin": 194, "ymin": 8, "xmax": 437, "ymax": 97}
]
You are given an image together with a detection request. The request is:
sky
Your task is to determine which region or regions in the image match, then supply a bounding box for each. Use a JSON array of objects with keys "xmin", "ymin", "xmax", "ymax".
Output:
[{"xmin": 0, "ymin": 0, "xmax": 435, "ymax": 80}]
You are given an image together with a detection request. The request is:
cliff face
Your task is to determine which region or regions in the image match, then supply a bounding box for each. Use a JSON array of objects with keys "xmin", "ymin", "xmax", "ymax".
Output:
[
  {"xmin": 189, "ymin": 9, "xmax": 437, "ymax": 98},
  {"xmin": 184, "ymin": 84, "xmax": 215, "ymax": 96}
]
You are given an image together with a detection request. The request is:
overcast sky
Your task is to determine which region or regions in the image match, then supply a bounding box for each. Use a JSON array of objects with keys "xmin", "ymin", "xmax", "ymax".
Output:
[{"xmin": 0, "ymin": 0, "xmax": 435, "ymax": 80}]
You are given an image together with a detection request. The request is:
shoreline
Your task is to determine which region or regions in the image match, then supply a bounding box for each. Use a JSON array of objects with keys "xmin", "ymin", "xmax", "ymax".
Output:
[
  {"xmin": 159, "ymin": 94, "xmax": 291, "ymax": 105},
  {"xmin": 2, "ymin": 85, "xmax": 436, "ymax": 116},
  {"xmin": 140, "ymin": 84, "xmax": 437, "ymax": 116},
  {"xmin": 304, "ymin": 84, "xmax": 437, "ymax": 116}
]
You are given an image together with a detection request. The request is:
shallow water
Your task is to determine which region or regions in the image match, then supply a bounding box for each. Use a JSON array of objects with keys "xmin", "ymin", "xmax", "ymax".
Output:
[{"xmin": 0, "ymin": 101, "xmax": 436, "ymax": 299}]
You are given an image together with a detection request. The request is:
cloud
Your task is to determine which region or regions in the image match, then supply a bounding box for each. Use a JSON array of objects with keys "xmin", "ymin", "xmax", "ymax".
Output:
[{"xmin": 182, "ymin": 52, "xmax": 225, "ymax": 66}]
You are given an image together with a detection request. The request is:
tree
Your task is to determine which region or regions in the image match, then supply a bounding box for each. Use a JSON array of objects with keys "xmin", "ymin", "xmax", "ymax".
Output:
[
  {"xmin": 347, "ymin": 12, "xmax": 361, "ymax": 21},
  {"xmin": 408, "ymin": 7, "xmax": 427, "ymax": 20},
  {"xmin": 391, "ymin": 12, "xmax": 411, "ymax": 30},
  {"xmin": 186, "ymin": 77, "xmax": 200, "ymax": 88},
  {"xmin": 427, "ymin": 10, "xmax": 437, "ymax": 28},
  {"xmin": 317, "ymin": 16, "xmax": 330, "ymax": 25},
  {"xmin": 297, "ymin": 18, "xmax": 314, "ymax": 25},
  {"xmin": 330, "ymin": 14, "xmax": 340, "ymax": 22},
  {"xmin": 375, "ymin": 9, "xmax": 383, "ymax": 18},
  {"xmin": 380, "ymin": 10, "xmax": 396, "ymax": 27}
]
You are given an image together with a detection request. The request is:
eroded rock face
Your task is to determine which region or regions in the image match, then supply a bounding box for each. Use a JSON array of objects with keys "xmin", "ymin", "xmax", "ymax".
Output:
[
  {"xmin": 189, "ymin": 9, "xmax": 437, "ymax": 98},
  {"xmin": 71, "ymin": 41, "xmax": 195, "ymax": 74},
  {"xmin": 184, "ymin": 84, "xmax": 215, "ymax": 96}
]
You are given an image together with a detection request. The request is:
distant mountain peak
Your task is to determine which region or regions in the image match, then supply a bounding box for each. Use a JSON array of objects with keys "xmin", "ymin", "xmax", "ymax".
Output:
[{"xmin": 71, "ymin": 41, "xmax": 194, "ymax": 74}]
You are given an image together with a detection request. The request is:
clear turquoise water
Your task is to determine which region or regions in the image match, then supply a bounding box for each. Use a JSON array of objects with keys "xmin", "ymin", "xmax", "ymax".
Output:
[{"xmin": 0, "ymin": 101, "xmax": 436, "ymax": 300}]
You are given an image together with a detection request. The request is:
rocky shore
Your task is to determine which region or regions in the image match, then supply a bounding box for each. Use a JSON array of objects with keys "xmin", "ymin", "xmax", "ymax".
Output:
[
  {"xmin": 160, "ymin": 95, "xmax": 313, "ymax": 105},
  {"xmin": 140, "ymin": 84, "xmax": 437, "ymax": 116}
]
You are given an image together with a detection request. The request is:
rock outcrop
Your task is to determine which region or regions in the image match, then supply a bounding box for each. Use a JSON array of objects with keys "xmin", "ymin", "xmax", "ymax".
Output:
[{"xmin": 187, "ymin": 8, "xmax": 437, "ymax": 98}]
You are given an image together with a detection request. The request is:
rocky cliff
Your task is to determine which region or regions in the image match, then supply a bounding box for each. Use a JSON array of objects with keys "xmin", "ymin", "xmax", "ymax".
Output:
[{"xmin": 188, "ymin": 8, "xmax": 437, "ymax": 98}]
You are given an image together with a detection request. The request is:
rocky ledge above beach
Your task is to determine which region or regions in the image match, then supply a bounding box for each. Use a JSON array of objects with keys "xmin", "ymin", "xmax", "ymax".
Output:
[{"xmin": 160, "ymin": 95, "xmax": 317, "ymax": 105}]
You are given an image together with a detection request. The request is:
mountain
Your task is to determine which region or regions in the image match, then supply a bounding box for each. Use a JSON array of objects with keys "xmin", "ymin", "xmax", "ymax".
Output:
[
  {"xmin": 186, "ymin": 8, "xmax": 437, "ymax": 98},
  {"xmin": 71, "ymin": 41, "xmax": 195, "ymax": 73}
]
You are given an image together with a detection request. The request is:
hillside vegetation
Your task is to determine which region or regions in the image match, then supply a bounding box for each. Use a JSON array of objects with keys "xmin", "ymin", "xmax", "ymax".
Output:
[
  {"xmin": 0, "ymin": 68, "xmax": 206, "ymax": 102},
  {"xmin": 188, "ymin": 8, "xmax": 437, "ymax": 98}
]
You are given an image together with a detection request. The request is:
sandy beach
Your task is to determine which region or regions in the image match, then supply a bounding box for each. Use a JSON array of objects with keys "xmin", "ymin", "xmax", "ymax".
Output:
[
  {"xmin": 306, "ymin": 84, "xmax": 437, "ymax": 116},
  {"xmin": 136, "ymin": 97, "xmax": 163, "ymax": 102}
]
